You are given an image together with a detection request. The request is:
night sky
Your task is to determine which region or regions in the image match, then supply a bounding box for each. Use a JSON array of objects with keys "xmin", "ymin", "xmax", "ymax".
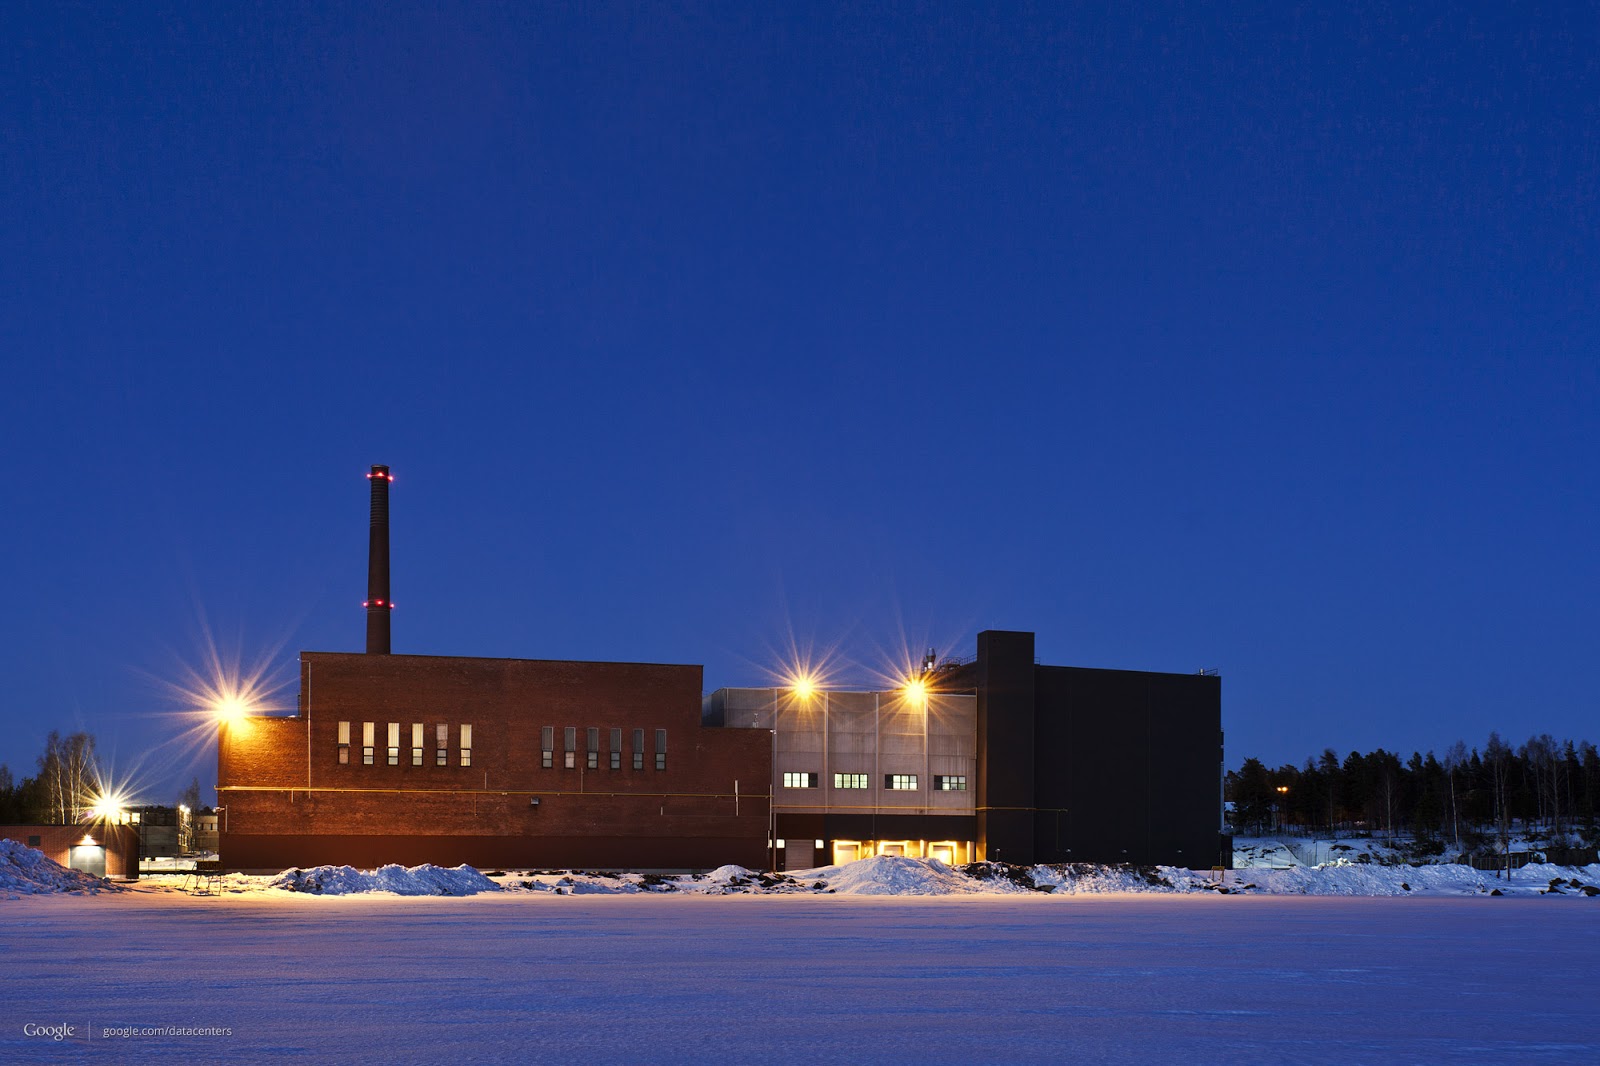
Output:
[{"xmin": 3, "ymin": 3, "xmax": 1595, "ymax": 805}]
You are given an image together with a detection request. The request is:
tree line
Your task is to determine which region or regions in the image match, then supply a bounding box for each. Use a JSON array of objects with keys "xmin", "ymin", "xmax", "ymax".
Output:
[
  {"xmin": 0, "ymin": 731, "xmax": 99, "ymax": 823},
  {"xmin": 0, "ymin": 730, "xmax": 205, "ymax": 824},
  {"xmin": 1226, "ymin": 732, "xmax": 1600, "ymax": 855}
]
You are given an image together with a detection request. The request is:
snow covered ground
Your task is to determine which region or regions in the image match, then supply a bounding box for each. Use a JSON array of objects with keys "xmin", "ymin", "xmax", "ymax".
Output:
[
  {"xmin": 4, "ymin": 889, "xmax": 1597, "ymax": 1063},
  {"xmin": 5, "ymin": 845, "xmax": 1598, "ymax": 1061}
]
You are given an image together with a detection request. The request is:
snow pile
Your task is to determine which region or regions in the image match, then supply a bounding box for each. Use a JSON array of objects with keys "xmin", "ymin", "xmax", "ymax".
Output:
[
  {"xmin": 270, "ymin": 863, "xmax": 501, "ymax": 896},
  {"xmin": 133, "ymin": 855, "xmax": 1600, "ymax": 899},
  {"xmin": 1247, "ymin": 859, "xmax": 1600, "ymax": 897},
  {"xmin": 0, "ymin": 838, "xmax": 118, "ymax": 898},
  {"xmin": 1025, "ymin": 863, "xmax": 1216, "ymax": 894},
  {"xmin": 808, "ymin": 854, "xmax": 974, "ymax": 895}
]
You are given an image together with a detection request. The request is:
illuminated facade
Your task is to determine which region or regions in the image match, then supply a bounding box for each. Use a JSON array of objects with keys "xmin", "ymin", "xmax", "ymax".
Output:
[
  {"xmin": 709, "ymin": 630, "xmax": 1227, "ymax": 870},
  {"xmin": 704, "ymin": 688, "xmax": 978, "ymax": 868}
]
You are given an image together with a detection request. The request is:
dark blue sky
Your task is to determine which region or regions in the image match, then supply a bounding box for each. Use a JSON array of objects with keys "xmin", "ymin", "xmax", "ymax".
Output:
[{"xmin": 3, "ymin": 2, "xmax": 1595, "ymax": 804}]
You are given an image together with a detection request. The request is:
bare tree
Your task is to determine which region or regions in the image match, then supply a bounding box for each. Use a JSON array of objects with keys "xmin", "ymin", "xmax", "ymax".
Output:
[
  {"xmin": 32, "ymin": 732, "xmax": 98, "ymax": 822},
  {"xmin": 1485, "ymin": 732, "xmax": 1513, "ymax": 865},
  {"xmin": 1443, "ymin": 740, "xmax": 1468, "ymax": 851}
]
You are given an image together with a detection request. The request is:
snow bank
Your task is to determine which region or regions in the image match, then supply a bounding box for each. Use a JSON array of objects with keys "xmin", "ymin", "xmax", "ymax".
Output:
[
  {"xmin": 0, "ymin": 838, "xmax": 118, "ymax": 898},
  {"xmin": 486, "ymin": 857, "xmax": 1600, "ymax": 898},
  {"xmin": 130, "ymin": 855, "xmax": 1600, "ymax": 900},
  {"xmin": 269, "ymin": 863, "xmax": 501, "ymax": 896},
  {"xmin": 1024, "ymin": 864, "xmax": 1213, "ymax": 894},
  {"xmin": 1243, "ymin": 859, "xmax": 1600, "ymax": 897},
  {"xmin": 808, "ymin": 854, "xmax": 975, "ymax": 895}
]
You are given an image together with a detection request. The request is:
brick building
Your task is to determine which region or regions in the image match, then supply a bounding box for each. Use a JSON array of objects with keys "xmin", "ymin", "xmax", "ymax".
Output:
[
  {"xmin": 0, "ymin": 822, "xmax": 139, "ymax": 880},
  {"xmin": 217, "ymin": 467, "xmax": 1224, "ymax": 872},
  {"xmin": 219, "ymin": 652, "xmax": 771, "ymax": 871}
]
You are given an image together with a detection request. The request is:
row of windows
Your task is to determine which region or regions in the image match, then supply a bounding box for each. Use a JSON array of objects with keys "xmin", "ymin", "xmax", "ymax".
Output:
[
  {"xmin": 539, "ymin": 727, "xmax": 668, "ymax": 772},
  {"xmin": 336, "ymin": 722, "xmax": 472, "ymax": 767},
  {"xmin": 781, "ymin": 773, "xmax": 968, "ymax": 791},
  {"xmin": 333, "ymin": 723, "xmax": 674, "ymax": 772}
]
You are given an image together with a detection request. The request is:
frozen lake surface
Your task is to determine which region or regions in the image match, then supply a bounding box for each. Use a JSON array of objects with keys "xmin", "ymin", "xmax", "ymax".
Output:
[{"xmin": 4, "ymin": 892, "xmax": 1596, "ymax": 1063}]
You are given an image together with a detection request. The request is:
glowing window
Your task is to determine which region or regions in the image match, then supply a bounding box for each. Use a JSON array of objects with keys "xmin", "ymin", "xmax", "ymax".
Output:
[
  {"xmin": 833, "ymin": 773, "xmax": 868, "ymax": 789},
  {"xmin": 362, "ymin": 722, "xmax": 375, "ymax": 766},
  {"xmin": 411, "ymin": 723, "xmax": 423, "ymax": 766},
  {"xmin": 782, "ymin": 772, "xmax": 819, "ymax": 789},
  {"xmin": 387, "ymin": 723, "xmax": 400, "ymax": 765},
  {"xmin": 886, "ymin": 774, "xmax": 918, "ymax": 791},
  {"xmin": 587, "ymin": 727, "xmax": 599, "ymax": 769},
  {"xmin": 565, "ymin": 751, "xmax": 576, "ymax": 769},
  {"xmin": 337, "ymin": 721, "xmax": 350, "ymax": 764},
  {"xmin": 934, "ymin": 775, "xmax": 967, "ymax": 791},
  {"xmin": 460, "ymin": 724, "xmax": 472, "ymax": 767},
  {"xmin": 436, "ymin": 724, "xmax": 448, "ymax": 766}
]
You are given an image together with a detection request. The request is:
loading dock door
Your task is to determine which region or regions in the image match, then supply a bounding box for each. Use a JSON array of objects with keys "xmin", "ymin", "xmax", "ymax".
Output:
[
  {"xmin": 784, "ymin": 840, "xmax": 815, "ymax": 871},
  {"xmin": 68, "ymin": 845, "xmax": 106, "ymax": 879}
]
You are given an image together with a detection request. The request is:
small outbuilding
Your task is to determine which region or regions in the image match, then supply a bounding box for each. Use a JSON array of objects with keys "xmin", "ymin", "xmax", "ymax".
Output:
[{"xmin": 0, "ymin": 823, "xmax": 140, "ymax": 880}]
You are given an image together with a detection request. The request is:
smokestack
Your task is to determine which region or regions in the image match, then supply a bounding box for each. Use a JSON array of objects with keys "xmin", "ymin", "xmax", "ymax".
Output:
[{"xmin": 364, "ymin": 464, "xmax": 393, "ymax": 654}]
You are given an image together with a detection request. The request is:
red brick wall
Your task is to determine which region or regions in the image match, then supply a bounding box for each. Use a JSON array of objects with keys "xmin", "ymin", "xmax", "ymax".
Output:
[
  {"xmin": 0, "ymin": 823, "xmax": 139, "ymax": 879},
  {"xmin": 218, "ymin": 652, "xmax": 772, "ymax": 871}
]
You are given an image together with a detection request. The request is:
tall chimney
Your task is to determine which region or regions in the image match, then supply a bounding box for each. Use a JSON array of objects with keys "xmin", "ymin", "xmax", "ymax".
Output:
[{"xmin": 365, "ymin": 464, "xmax": 393, "ymax": 654}]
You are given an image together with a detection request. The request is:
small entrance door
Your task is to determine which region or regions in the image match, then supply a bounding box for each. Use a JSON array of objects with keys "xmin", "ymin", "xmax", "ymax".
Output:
[
  {"xmin": 784, "ymin": 840, "xmax": 815, "ymax": 871},
  {"xmin": 68, "ymin": 845, "xmax": 106, "ymax": 878}
]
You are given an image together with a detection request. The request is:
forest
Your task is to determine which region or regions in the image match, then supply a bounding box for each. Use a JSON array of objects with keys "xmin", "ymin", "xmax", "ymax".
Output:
[{"xmin": 1226, "ymin": 732, "xmax": 1600, "ymax": 857}]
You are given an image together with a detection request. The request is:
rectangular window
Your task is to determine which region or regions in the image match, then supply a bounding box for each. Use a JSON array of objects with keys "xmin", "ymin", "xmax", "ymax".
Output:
[
  {"xmin": 833, "ymin": 773, "xmax": 868, "ymax": 789},
  {"xmin": 633, "ymin": 728, "xmax": 644, "ymax": 771},
  {"xmin": 337, "ymin": 721, "xmax": 350, "ymax": 764},
  {"xmin": 587, "ymin": 727, "xmax": 599, "ymax": 769},
  {"xmin": 782, "ymin": 772, "xmax": 819, "ymax": 789},
  {"xmin": 436, "ymin": 724, "xmax": 449, "ymax": 766},
  {"xmin": 934, "ymin": 775, "xmax": 967, "ymax": 791},
  {"xmin": 886, "ymin": 774, "xmax": 918, "ymax": 790},
  {"xmin": 541, "ymin": 726, "xmax": 554, "ymax": 769},
  {"xmin": 610, "ymin": 728, "xmax": 621, "ymax": 770},
  {"xmin": 362, "ymin": 722, "xmax": 375, "ymax": 766},
  {"xmin": 564, "ymin": 727, "xmax": 577, "ymax": 752},
  {"xmin": 387, "ymin": 723, "xmax": 400, "ymax": 766},
  {"xmin": 654, "ymin": 729, "xmax": 667, "ymax": 771},
  {"xmin": 460, "ymin": 723, "xmax": 472, "ymax": 767},
  {"xmin": 411, "ymin": 723, "xmax": 423, "ymax": 766}
]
